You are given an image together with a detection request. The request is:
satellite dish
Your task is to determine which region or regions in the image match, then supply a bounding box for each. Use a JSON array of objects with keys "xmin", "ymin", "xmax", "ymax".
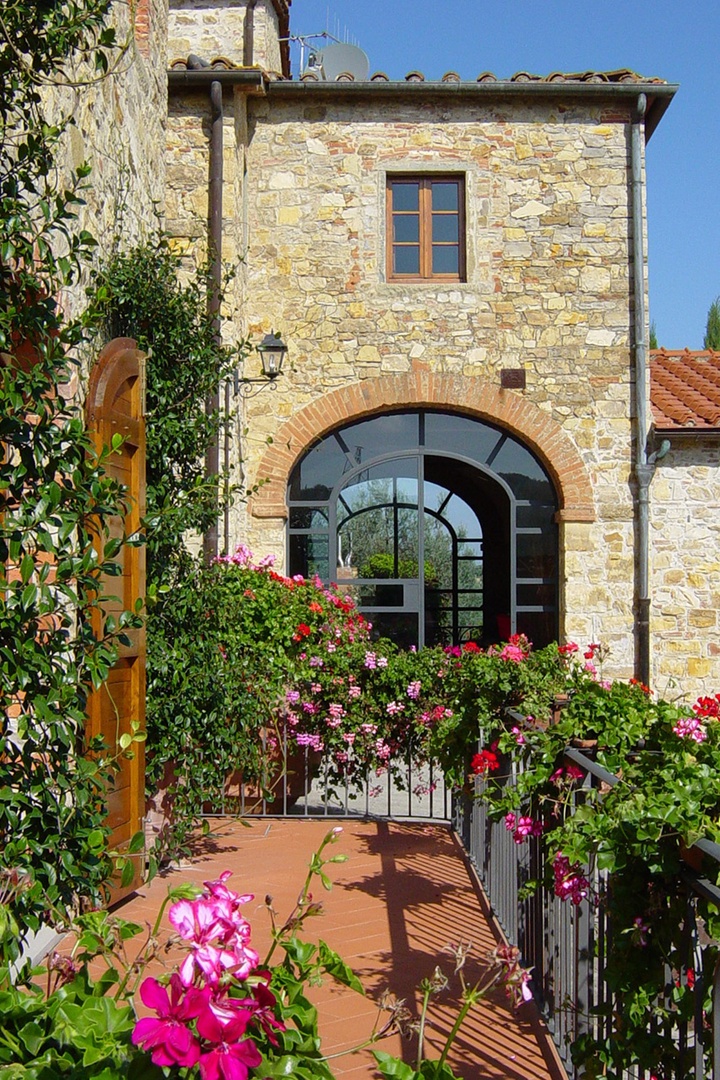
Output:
[{"xmin": 313, "ymin": 43, "xmax": 370, "ymax": 82}]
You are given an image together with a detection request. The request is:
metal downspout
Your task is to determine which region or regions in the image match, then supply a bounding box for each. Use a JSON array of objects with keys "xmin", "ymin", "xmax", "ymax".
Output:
[
  {"xmin": 203, "ymin": 79, "xmax": 224, "ymax": 564},
  {"xmin": 631, "ymin": 93, "xmax": 652, "ymax": 684},
  {"xmin": 243, "ymin": 0, "xmax": 258, "ymax": 67}
]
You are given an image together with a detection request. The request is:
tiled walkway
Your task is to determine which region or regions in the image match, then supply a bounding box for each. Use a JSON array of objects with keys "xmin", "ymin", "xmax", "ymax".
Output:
[{"xmin": 117, "ymin": 818, "xmax": 566, "ymax": 1080}]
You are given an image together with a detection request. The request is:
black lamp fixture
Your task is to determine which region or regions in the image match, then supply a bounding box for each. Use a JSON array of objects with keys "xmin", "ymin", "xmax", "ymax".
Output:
[{"xmin": 235, "ymin": 332, "xmax": 288, "ymax": 398}]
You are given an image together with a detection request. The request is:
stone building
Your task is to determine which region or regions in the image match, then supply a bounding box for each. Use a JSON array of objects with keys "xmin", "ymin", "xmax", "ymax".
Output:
[{"xmin": 76, "ymin": 1, "xmax": 720, "ymax": 697}]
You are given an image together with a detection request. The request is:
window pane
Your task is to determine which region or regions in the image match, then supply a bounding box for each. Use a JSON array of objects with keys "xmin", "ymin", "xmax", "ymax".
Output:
[
  {"xmin": 289, "ymin": 435, "xmax": 350, "ymax": 500},
  {"xmin": 369, "ymin": 612, "xmax": 419, "ymax": 650},
  {"xmin": 289, "ymin": 508, "xmax": 328, "ymax": 529},
  {"xmin": 425, "ymin": 414, "xmax": 501, "ymax": 462},
  {"xmin": 516, "ymin": 532, "xmax": 556, "ymax": 577},
  {"xmin": 358, "ymin": 583, "xmax": 405, "ymax": 607},
  {"xmin": 516, "ymin": 610, "xmax": 556, "ymax": 649},
  {"xmin": 289, "ymin": 534, "xmax": 329, "ymax": 580},
  {"xmin": 336, "ymin": 413, "xmax": 419, "ymax": 464},
  {"xmin": 394, "ymin": 246, "xmax": 420, "ymax": 275},
  {"xmin": 432, "ymin": 245, "xmax": 459, "ymax": 274},
  {"xmin": 492, "ymin": 439, "xmax": 548, "ymax": 485},
  {"xmin": 394, "ymin": 214, "xmax": 419, "ymax": 243},
  {"xmin": 392, "ymin": 182, "xmax": 419, "ymax": 211},
  {"xmin": 516, "ymin": 503, "xmax": 556, "ymax": 528},
  {"xmin": 432, "ymin": 214, "xmax": 459, "ymax": 243},
  {"xmin": 517, "ymin": 583, "xmax": 556, "ymax": 607},
  {"xmin": 432, "ymin": 182, "xmax": 459, "ymax": 211}
]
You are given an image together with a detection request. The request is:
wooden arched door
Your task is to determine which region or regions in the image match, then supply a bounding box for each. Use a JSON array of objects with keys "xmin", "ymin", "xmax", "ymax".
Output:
[{"xmin": 86, "ymin": 338, "xmax": 146, "ymax": 900}]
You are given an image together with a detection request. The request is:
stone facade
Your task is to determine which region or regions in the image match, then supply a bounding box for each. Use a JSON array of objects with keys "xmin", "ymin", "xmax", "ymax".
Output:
[
  {"xmin": 650, "ymin": 441, "xmax": 720, "ymax": 691},
  {"xmin": 95, "ymin": 0, "xmax": 717, "ymax": 700},
  {"xmin": 165, "ymin": 78, "xmax": 648, "ymax": 675},
  {"xmin": 50, "ymin": 0, "xmax": 168, "ymax": 333},
  {"xmin": 169, "ymin": 0, "xmax": 286, "ymax": 73}
]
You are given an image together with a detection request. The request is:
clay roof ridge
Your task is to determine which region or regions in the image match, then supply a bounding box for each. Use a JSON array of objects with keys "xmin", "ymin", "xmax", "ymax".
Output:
[{"xmin": 169, "ymin": 58, "xmax": 667, "ymax": 86}]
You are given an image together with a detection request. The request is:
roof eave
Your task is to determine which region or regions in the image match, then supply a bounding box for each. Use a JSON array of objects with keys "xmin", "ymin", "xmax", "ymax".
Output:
[
  {"xmin": 263, "ymin": 79, "xmax": 678, "ymax": 140},
  {"xmin": 168, "ymin": 68, "xmax": 267, "ymax": 92},
  {"xmin": 653, "ymin": 425, "xmax": 720, "ymax": 441}
]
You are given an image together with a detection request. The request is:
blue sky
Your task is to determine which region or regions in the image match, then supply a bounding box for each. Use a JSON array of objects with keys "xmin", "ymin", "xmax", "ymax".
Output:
[{"xmin": 288, "ymin": 0, "xmax": 719, "ymax": 349}]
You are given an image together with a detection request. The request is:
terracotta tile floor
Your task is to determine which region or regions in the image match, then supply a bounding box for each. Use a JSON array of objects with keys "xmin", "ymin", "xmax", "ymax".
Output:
[{"xmin": 115, "ymin": 818, "xmax": 567, "ymax": 1080}]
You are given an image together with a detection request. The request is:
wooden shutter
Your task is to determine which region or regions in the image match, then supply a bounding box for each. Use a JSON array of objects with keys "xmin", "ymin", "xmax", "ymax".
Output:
[{"xmin": 85, "ymin": 338, "xmax": 147, "ymax": 903}]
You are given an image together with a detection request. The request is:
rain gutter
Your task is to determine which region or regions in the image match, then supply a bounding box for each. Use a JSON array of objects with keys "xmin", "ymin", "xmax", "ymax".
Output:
[
  {"xmin": 631, "ymin": 93, "xmax": 653, "ymax": 686},
  {"xmin": 203, "ymin": 75, "xmax": 224, "ymax": 564},
  {"xmin": 243, "ymin": 0, "xmax": 258, "ymax": 67}
]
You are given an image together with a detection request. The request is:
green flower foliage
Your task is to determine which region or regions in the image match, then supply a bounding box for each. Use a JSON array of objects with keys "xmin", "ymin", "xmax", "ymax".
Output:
[
  {"xmin": 95, "ymin": 239, "xmax": 246, "ymax": 863},
  {"xmin": 1, "ymin": 1, "xmax": 143, "ymax": 942},
  {"xmin": 479, "ymin": 651, "xmax": 720, "ymax": 1079},
  {"xmin": 96, "ymin": 240, "xmax": 239, "ymax": 575}
]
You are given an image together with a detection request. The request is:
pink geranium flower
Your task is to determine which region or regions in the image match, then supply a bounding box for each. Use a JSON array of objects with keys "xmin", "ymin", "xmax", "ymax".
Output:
[
  {"xmin": 169, "ymin": 896, "xmax": 259, "ymax": 986},
  {"xmin": 499, "ymin": 643, "xmax": 525, "ymax": 663},
  {"xmin": 202, "ymin": 871, "xmax": 254, "ymax": 911},
  {"xmin": 247, "ymin": 978, "xmax": 286, "ymax": 1045},
  {"xmin": 132, "ymin": 974, "xmax": 207, "ymax": 1067},
  {"xmin": 170, "ymin": 896, "xmax": 229, "ymax": 944}
]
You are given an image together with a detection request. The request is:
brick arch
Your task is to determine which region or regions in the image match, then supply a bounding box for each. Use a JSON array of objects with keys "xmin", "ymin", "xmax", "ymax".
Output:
[{"xmin": 250, "ymin": 371, "xmax": 595, "ymax": 522}]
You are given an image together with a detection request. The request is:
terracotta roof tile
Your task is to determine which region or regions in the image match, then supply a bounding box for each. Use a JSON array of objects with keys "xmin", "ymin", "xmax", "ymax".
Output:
[
  {"xmin": 169, "ymin": 60, "xmax": 665, "ymax": 87},
  {"xmin": 650, "ymin": 349, "xmax": 720, "ymax": 431}
]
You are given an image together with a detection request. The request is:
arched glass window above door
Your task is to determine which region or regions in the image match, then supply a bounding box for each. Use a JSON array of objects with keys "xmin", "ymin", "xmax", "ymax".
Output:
[{"xmin": 288, "ymin": 410, "xmax": 558, "ymax": 649}]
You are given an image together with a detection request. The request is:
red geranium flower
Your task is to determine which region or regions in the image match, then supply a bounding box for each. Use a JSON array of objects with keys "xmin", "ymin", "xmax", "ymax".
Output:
[
  {"xmin": 471, "ymin": 750, "xmax": 500, "ymax": 775},
  {"xmin": 693, "ymin": 694, "xmax": 720, "ymax": 718}
]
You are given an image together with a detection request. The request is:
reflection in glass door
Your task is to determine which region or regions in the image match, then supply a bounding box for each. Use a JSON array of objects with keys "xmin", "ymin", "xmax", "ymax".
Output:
[
  {"xmin": 331, "ymin": 456, "xmax": 488, "ymax": 650},
  {"xmin": 335, "ymin": 457, "xmax": 421, "ymax": 649},
  {"xmin": 288, "ymin": 411, "xmax": 558, "ymax": 649}
]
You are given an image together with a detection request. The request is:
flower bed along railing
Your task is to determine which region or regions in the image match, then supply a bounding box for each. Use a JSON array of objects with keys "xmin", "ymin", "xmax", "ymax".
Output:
[{"xmin": 458, "ymin": 711, "xmax": 720, "ymax": 1080}]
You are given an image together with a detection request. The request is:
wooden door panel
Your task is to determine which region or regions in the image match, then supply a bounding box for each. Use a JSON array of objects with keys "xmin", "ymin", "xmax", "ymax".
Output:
[{"xmin": 86, "ymin": 339, "xmax": 146, "ymax": 903}]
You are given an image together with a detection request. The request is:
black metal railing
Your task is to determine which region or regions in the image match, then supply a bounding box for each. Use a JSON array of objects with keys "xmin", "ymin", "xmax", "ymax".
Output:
[
  {"xmin": 202, "ymin": 733, "xmax": 452, "ymax": 822},
  {"xmin": 457, "ymin": 735, "xmax": 720, "ymax": 1080}
]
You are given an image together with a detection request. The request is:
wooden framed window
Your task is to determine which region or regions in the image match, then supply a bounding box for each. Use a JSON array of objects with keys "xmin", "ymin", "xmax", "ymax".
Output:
[{"xmin": 387, "ymin": 175, "xmax": 465, "ymax": 281}]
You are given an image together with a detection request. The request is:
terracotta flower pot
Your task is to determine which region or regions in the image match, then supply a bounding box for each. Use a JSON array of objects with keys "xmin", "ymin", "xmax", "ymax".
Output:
[
  {"xmin": 144, "ymin": 760, "xmax": 178, "ymax": 848},
  {"xmin": 225, "ymin": 744, "xmax": 324, "ymax": 812}
]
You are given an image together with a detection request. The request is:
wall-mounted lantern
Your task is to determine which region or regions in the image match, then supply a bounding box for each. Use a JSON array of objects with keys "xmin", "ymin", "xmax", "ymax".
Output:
[{"xmin": 235, "ymin": 333, "xmax": 287, "ymax": 398}]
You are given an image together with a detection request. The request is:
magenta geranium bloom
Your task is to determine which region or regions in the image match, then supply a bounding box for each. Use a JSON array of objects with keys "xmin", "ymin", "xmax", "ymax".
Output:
[
  {"xmin": 132, "ymin": 974, "xmax": 208, "ymax": 1067},
  {"xmin": 197, "ymin": 1010, "xmax": 262, "ymax": 1080},
  {"xmin": 249, "ymin": 980, "xmax": 286, "ymax": 1045}
]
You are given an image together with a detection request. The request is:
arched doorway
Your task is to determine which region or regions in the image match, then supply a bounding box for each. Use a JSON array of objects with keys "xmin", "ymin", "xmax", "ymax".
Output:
[{"xmin": 288, "ymin": 410, "xmax": 558, "ymax": 648}]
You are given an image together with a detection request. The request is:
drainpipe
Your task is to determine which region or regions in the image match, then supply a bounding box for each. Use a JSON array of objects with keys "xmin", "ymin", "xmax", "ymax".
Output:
[
  {"xmin": 243, "ymin": 0, "xmax": 258, "ymax": 67},
  {"xmin": 631, "ymin": 93, "xmax": 652, "ymax": 685},
  {"xmin": 202, "ymin": 77, "xmax": 224, "ymax": 564}
]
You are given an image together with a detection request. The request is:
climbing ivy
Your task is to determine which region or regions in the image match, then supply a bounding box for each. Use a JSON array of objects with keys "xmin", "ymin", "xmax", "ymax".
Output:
[
  {"xmin": 98, "ymin": 240, "xmax": 239, "ymax": 578},
  {"xmin": 0, "ymin": 1, "xmax": 141, "ymax": 946},
  {"xmin": 96, "ymin": 239, "xmax": 241, "ymax": 855}
]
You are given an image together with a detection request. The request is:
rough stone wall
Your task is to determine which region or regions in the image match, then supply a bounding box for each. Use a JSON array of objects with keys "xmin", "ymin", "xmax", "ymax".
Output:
[
  {"xmin": 168, "ymin": 0, "xmax": 283, "ymax": 71},
  {"xmin": 165, "ymin": 83, "xmax": 248, "ymax": 543},
  {"xmin": 237, "ymin": 93, "xmax": 639, "ymax": 678},
  {"xmin": 651, "ymin": 443, "xmax": 720, "ymax": 699},
  {"xmin": 165, "ymin": 84, "xmax": 720, "ymax": 692},
  {"xmin": 50, "ymin": 0, "xmax": 168, "ymax": 330}
]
